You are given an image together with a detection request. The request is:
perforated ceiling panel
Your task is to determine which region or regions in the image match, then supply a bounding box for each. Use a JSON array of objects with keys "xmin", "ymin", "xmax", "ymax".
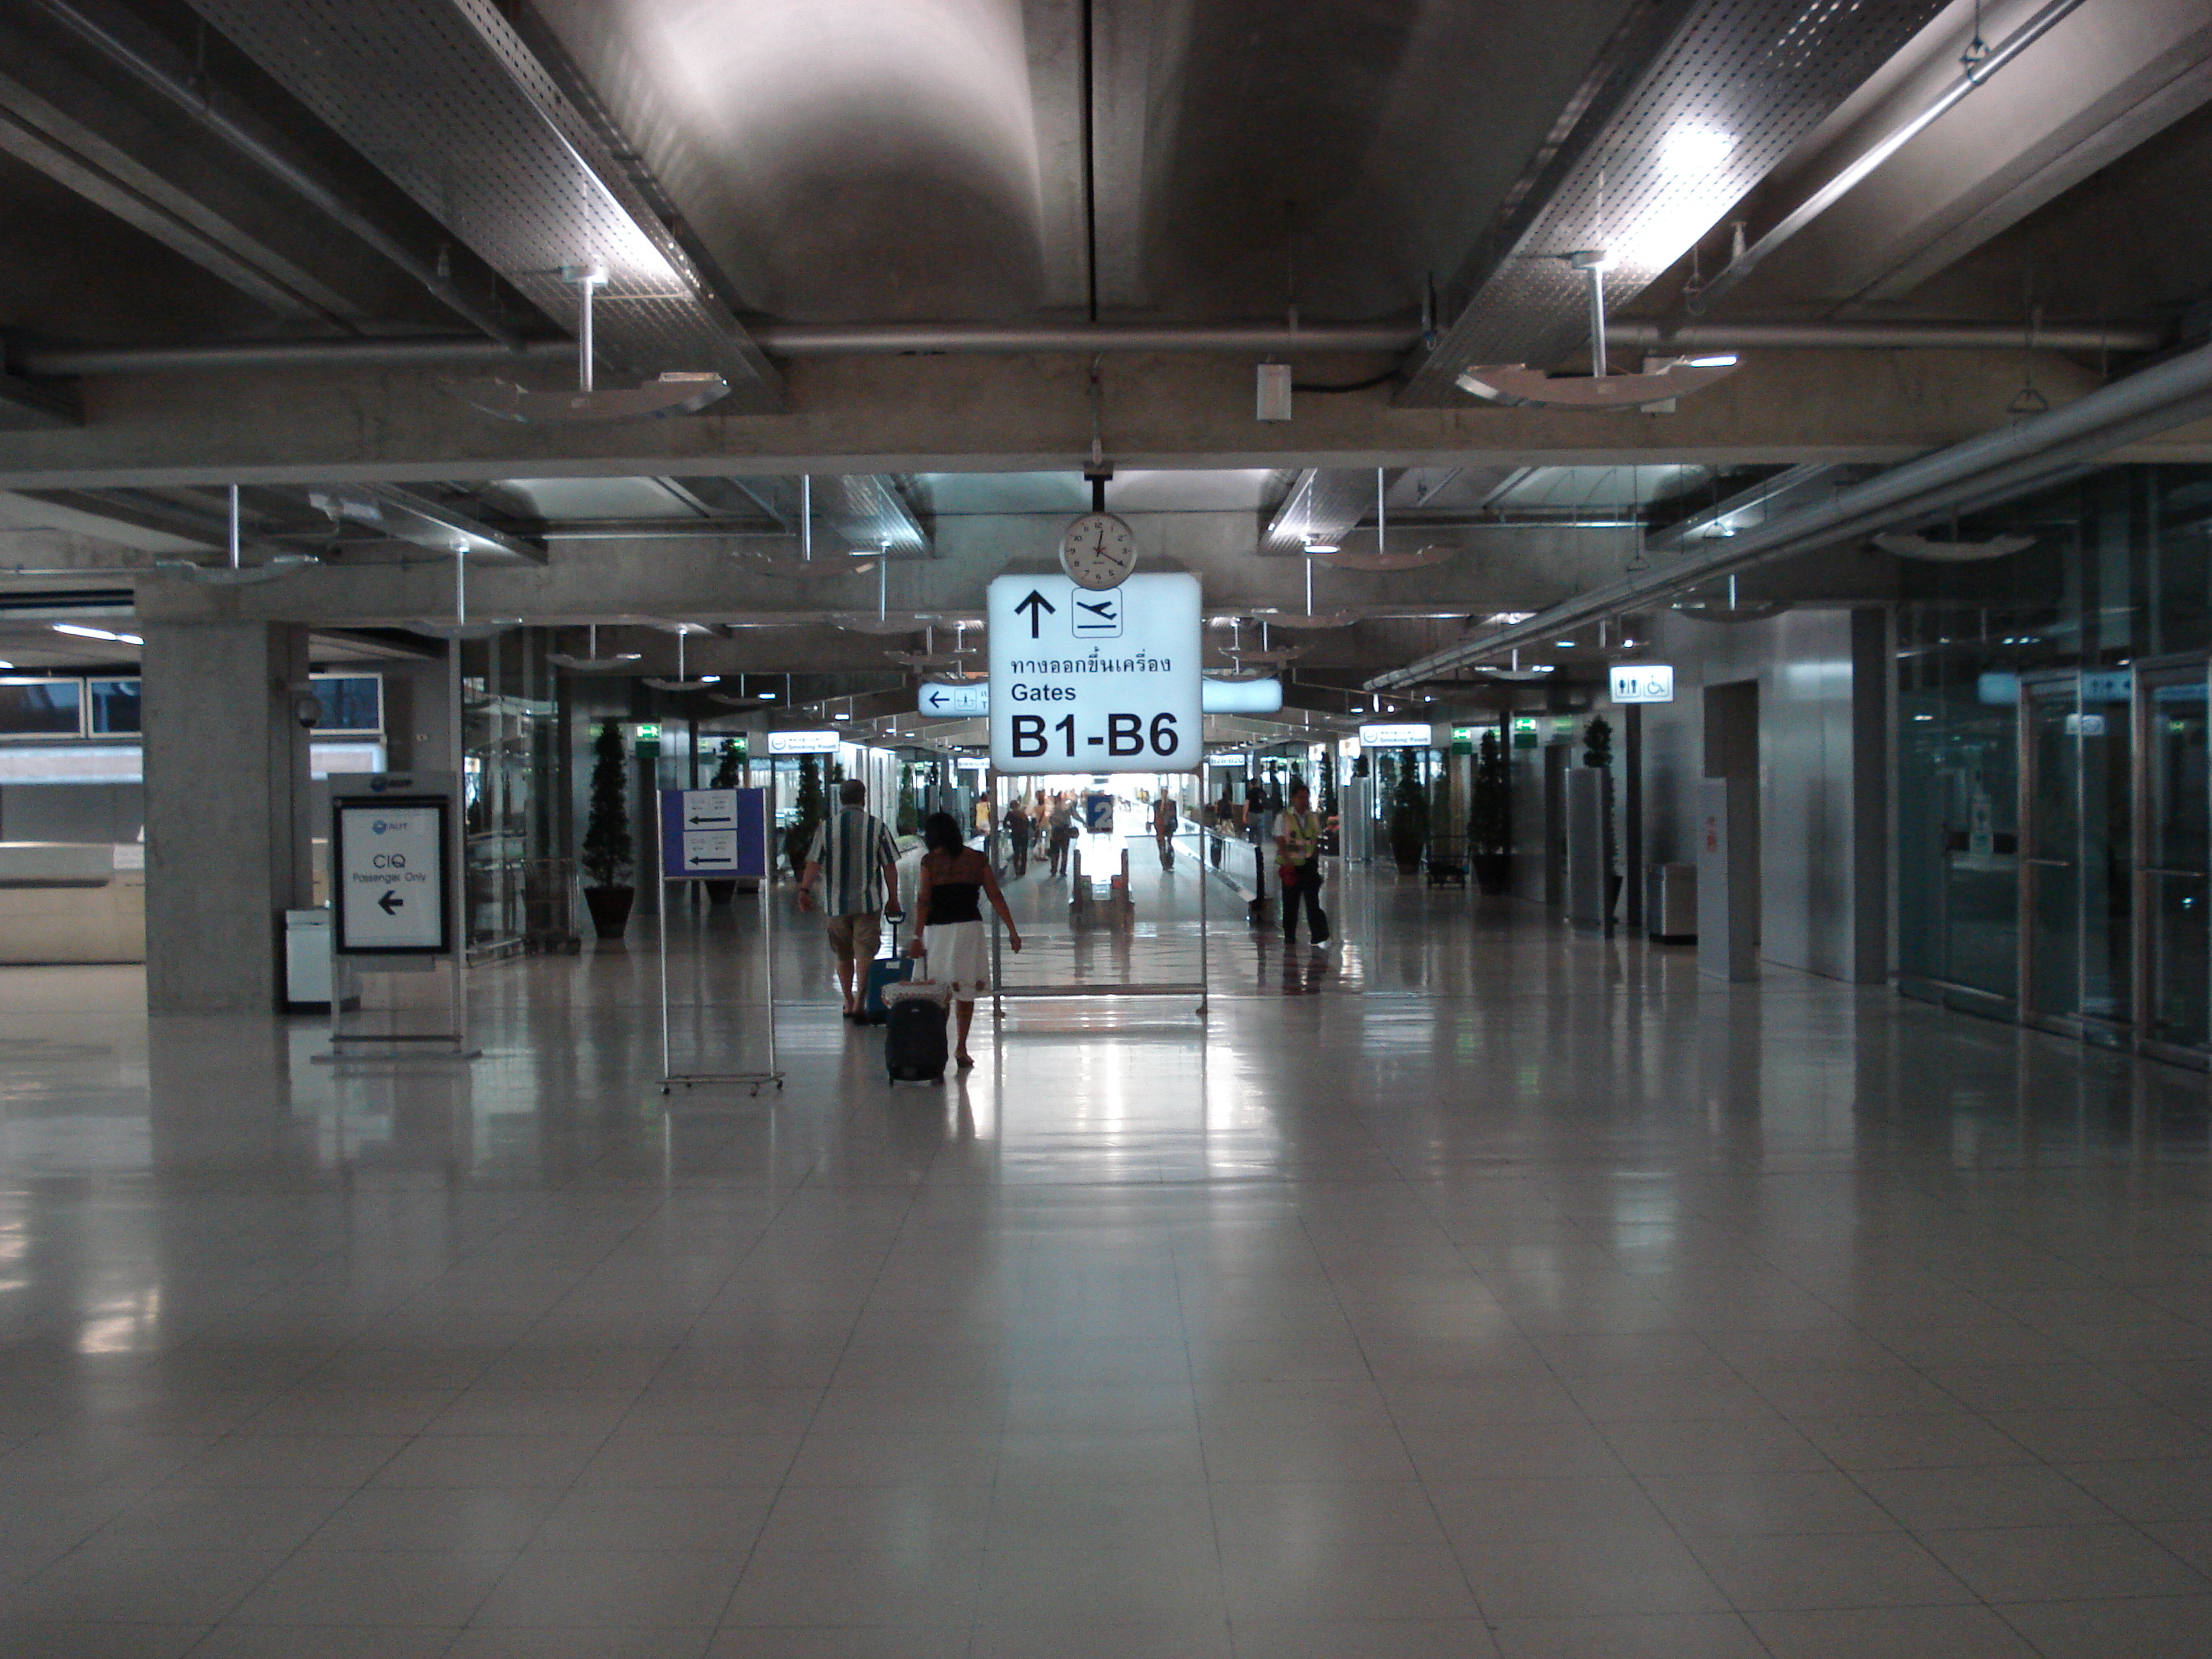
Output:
[
  {"xmin": 1399, "ymin": 0, "xmax": 1948, "ymax": 405},
  {"xmin": 185, "ymin": 0, "xmax": 781, "ymax": 410}
]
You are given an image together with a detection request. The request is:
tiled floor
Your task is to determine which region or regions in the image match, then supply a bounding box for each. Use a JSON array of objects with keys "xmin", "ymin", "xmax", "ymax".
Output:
[{"xmin": 2, "ymin": 837, "xmax": 2211, "ymax": 1656}]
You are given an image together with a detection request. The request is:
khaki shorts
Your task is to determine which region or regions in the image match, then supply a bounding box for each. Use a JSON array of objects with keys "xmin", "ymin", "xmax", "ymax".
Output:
[{"xmin": 823, "ymin": 911, "xmax": 882, "ymax": 963}]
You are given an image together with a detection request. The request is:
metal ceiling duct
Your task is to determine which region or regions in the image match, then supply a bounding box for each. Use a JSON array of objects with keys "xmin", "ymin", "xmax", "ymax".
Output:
[
  {"xmin": 1369, "ymin": 335, "xmax": 2212, "ymax": 688},
  {"xmin": 1262, "ymin": 469, "xmax": 1405, "ymax": 556},
  {"xmin": 183, "ymin": 0, "xmax": 781, "ymax": 410},
  {"xmin": 1400, "ymin": 0, "xmax": 1952, "ymax": 406},
  {"xmin": 307, "ymin": 484, "xmax": 547, "ymax": 563}
]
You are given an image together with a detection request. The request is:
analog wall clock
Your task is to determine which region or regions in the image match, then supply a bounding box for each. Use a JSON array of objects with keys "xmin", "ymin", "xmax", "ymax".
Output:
[{"xmin": 1059, "ymin": 512, "xmax": 1137, "ymax": 590}]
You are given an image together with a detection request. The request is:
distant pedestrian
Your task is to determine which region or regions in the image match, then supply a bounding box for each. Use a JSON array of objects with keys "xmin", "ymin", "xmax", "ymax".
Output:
[
  {"xmin": 1004, "ymin": 798, "xmax": 1033, "ymax": 877},
  {"xmin": 1152, "ymin": 792, "xmax": 1177, "ymax": 868},
  {"xmin": 1275, "ymin": 782, "xmax": 1329, "ymax": 950},
  {"xmin": 1047, "ymin": 793, "xmax": 1076, "ymax": 876},
  {"xmin": 910, "ymin": 811, "xmax": 1022, "ymax": 1070},
  {"xmin": 796, "ymin": 780, "xmax": 902, "ymax": 1020}
]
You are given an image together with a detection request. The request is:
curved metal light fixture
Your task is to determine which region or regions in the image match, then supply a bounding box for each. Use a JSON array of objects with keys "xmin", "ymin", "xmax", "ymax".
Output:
[
  {"xmin": 547, "ymin": 624, "xmax": 644, "ymax": 670},
  {"xmin": 410, "ymin": 542, "xmax": 516, "ymax": 640},
  {"xmin": 1455, "ymin": 253, "xmax": 1742, "ymax": 409},
  {"xmin": 1314, "ymin": 544, "xmax": 1456, "ymax": 572},
  {"xmin": 643, "ymin": 625, "xmax": 722, "ymax": 691},
  {"xmin": 153, "ymin": 486, "xmax": 320, "ymax": 585},
  {"xmin": 1873, "ymin": 531, "xmax": 2037, "ymax": 562},
  {"xmin": 449, "ymin": 265, "xmax": 730, "ymax": 423}
]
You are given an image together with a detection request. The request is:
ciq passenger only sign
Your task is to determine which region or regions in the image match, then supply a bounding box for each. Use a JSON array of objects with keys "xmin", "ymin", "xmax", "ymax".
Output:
[{"xmin": 986, "ymin": 572, "xmax": 1202, "ymax": 775}]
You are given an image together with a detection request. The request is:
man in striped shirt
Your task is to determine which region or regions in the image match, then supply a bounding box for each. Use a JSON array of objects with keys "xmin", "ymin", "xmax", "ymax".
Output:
[{"xmin": 796, "ymin": 780, "xmax": 904, "ymax": 1018}]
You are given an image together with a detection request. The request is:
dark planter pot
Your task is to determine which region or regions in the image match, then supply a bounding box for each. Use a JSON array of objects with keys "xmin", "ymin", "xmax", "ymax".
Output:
[
  {"xmin": 703, "ymin": 879, "xmax": 737, "ymax": 905},
  {"xmin": 1390, "ymin": 836, "xmax": 1424, "ymax": 873},
  {"xmin": 583, "ymin": 886, "xmax": 634, "ymax": 941},
  {"xmin": 1473, "ymin": 853, "xmax": 1511, "ymax": 895}
]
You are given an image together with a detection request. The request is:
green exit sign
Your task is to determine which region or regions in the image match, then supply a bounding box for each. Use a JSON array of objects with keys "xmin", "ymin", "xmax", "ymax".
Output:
[
  {"xmin": 1451, "ymin": 726, "xmax": 1476, "ymax": 753},
  {"xmin": 1511, "ymin": 715, "xmax": 1539, "ymax": 750},
  {"xmin": 631, "ymin": 721, "xmax": 662, "ymax": 757}
]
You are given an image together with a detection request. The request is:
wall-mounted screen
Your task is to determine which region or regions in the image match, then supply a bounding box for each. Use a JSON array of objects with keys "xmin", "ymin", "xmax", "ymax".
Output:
[
  {"xmin": 310, "ymin": 674, "xmax": 383, "ymax": 734},
  {"xmin": 0, "ymin": 679, "xmax": 83, "ymax": 737},
  {"xmin": 88, "ymin": 678, "xmax": 141, "ymax": 734}
]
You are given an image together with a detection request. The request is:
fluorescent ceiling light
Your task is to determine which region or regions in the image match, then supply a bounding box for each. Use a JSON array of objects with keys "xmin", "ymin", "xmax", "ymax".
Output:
[
  {"xmin": 1557, "ymin": 639, "xmax": 1576, "ymax": 647},
  {"xmin": 0, "ymin": 660, "xmax": 12, "ymax": 670},
  {"xmin": 53, "ymin": 624, "xmax": 141, "ymax": 644},
  {"xmin": 699, "ymin": 675, "xmax": 721, "ymax": 683},
  {"xmin": 1686, "ymin": 353, "xmax": 1739, "ymax": 369},
  {"xmin": 1484, "ymin": 611, "xmax": 1535, "ymax": 625},
  {"xmin": 1302, "ymin": 539, "xmax": 1339, "ymax": 554},
  {"xmin": 757, "ymin": 691, "xmax": 776, "ymax": 699}
]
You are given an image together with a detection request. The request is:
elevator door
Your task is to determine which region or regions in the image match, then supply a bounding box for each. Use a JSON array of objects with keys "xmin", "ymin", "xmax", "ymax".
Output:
[
  {"xmin": 2137, "ymin": 658, "xmax": 2210, "ymax": 1059},
  {"xmin": 2020, "ymin": 670, "xmax": 2134, "ymax": 1042}
]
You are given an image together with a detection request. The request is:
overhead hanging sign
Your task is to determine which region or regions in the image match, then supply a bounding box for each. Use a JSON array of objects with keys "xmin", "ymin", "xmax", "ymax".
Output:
[
  {"xmin": 987, "ymin": 572, "xmax": 1202, "ymax": 775},
  {"xmin": 332, "ymin": 795, "xmax": 449, "ymax": 954},
  {"xmin": 917, "ymin": 680, "xmax": 989, "ymax": 717},
  {"xmin": 660, "ymin": 787, "xmax": 770, "ymax": 879},
  {"xmin": 1610, "ymin": 665, "xmax": 1676, "ymax": 703},
  {"xmin": 1357, "ymin": 722, "xmax": 1432, "ymax": 747},
  {"xmin": 922, "ymin": 676, "xmax": 1282, "ymax": 718},
  {"xmin": 766, "ymin": 729, "xmax": 840, "ymax": 755}
]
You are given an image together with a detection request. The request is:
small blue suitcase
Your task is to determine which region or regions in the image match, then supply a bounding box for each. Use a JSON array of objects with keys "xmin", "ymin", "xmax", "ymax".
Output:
[{"xmin": 860, "ymin": 914, "xmax": 912, "ymax": 1024}]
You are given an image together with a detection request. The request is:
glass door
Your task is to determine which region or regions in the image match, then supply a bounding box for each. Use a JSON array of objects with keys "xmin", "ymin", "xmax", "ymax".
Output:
[
  {"xmin": 2136, "ymin": 657, "xmax": 2210, "ymax": 1060},
  {"xmin": 2020, "ymin": 670, "xmax": 2134, "ymax": 1042}
]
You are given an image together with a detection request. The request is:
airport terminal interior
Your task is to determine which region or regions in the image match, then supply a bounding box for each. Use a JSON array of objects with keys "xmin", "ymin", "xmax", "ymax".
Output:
[{"xmin": 6, "ymin": 0, "xmax": 2212, "ymax": 1653}]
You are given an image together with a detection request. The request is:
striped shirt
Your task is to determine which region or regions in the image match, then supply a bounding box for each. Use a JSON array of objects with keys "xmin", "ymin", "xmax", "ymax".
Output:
[{"xmin": 807, "ymin": 809, "xmax": 900, "ymax": 916}]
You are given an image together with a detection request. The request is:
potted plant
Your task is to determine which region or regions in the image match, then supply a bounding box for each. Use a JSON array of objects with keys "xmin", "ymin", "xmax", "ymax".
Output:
[
  {"xmin": 703, "ymin": 739, "xmax": 742, "ymax": 904},
  {"xmin": 1470, "ymin": 729, "xmax": 1511, "ymax": 894},
  {"xmin": 1388, "ymin": 753, "xmax": 1429, "ymax": 873},
  {"xmin": 1425, "ymin": 765, "xmax": 1465, "ymax": 886},
  {"xmin": 580, "ymin": 719, "xmax": 635, "ymax": 940},
  {"xmin": 1583, "ymin": 715, "xmax": 1622, "ymax": 916},
  {"xmin": 783, "ymin": 753, "xmax": 825, "ymax": 879},
  {"xmin": 1318, "ymin": 750, "xmax": 1339, "ymax": 855}
]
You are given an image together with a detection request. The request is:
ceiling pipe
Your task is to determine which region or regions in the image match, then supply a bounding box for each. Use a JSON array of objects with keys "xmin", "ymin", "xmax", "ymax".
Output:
[
  {"xmin": 1688, "ymin": 0, "xmax": 2087, "ymax": 311},
  {"xmin": 27, "ymin": 0, "xmax": 524, "ymax": 350},
  {"xmin": 14, "ymin": 319, "xmax": 2162, "ymax": 379},
  {"xmin": 1366, "ymin": 335, "xmax": 2212, "ymax": 691}
]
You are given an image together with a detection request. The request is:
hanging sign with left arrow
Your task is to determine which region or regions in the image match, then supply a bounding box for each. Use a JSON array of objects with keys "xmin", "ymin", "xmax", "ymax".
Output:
[
  {"xmin": 660, "ymin": 787, "xmax": 770, "ymax": 880},
  {"xmin": 332, "ymin": 795, "xmax": 449, "ymax": 954}
]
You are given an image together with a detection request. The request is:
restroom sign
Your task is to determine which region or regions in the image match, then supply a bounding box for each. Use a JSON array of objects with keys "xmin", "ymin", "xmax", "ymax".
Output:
[
  {"xmin": 987, "ymin": 572, "xmax": 1202, "ymax": 775},
  {"xmin": 332, "ymin": 795, "xmax": 449, "ymax": 954},
  {"xmin": 1611, "ymin": 665, "xmax": 1676, "ymax": 703}
]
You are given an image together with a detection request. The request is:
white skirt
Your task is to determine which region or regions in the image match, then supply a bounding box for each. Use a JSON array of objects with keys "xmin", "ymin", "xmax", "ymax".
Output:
[{"xmin": 922, "ymin": 920, "xmax": 990, "ymax": 1000}]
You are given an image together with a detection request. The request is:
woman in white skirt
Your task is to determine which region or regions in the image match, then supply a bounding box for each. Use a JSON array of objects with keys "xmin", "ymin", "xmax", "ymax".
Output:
[{"xmin": 909, "ymin": 811, "xmax": 1022, "ymax": 1069}]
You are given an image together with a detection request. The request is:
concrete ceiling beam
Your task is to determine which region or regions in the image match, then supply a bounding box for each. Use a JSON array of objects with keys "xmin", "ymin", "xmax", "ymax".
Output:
[{"xmin": 0, "ymin": 347, "xmax": 2173, "ymax": 490}]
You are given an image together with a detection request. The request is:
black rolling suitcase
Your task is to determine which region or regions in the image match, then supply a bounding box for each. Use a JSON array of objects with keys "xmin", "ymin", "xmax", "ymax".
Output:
[{"xmin": 884, "ymin": 959, "xmax": 951, "ymax": 1084}]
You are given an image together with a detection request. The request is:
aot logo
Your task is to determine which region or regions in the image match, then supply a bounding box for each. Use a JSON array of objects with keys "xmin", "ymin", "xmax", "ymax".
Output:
[{"xmin": 372, "ymin": 819, "xmax": 388, "ymax": 834}]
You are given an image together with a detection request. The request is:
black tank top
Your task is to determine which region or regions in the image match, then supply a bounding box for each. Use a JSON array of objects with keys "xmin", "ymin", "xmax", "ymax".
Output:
[{"xmin": 930, "ymin": 881, "xmax": 981, "ymax": 924}]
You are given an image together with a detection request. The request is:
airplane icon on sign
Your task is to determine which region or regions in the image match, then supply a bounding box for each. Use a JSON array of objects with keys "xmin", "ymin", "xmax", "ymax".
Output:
[{"xmin": 1071, "ymin": 593, "xmax": 1122, "ymax": 637}]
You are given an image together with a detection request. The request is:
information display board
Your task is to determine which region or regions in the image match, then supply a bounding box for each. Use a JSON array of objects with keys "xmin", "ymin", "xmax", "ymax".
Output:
[
  {"xmin": 987, "ymin": 572, "xmax": 1201, "ymax": 775},
  {"xmin": 332, "ymin": 795, "xmax": 449, "ymax": 954},
  {"xmin": 660, "ymin": 787, "xmax": 770, "ymax": 879}
]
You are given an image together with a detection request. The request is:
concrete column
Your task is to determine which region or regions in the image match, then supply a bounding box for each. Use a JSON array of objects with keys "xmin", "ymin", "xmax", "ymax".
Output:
[{"xmin": 141, "ymin": 621, "xmax": 313, "ymax": 1012}]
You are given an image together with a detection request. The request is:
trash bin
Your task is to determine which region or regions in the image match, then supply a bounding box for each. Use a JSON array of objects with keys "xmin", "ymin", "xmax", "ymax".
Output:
[
  {"xmin": 1646, "ymin": 863, "xmax": 1696, "ymax": 943},
  {"xmin": 284, "ymin": 908, "xmax": 333, "ymax": 1011}
]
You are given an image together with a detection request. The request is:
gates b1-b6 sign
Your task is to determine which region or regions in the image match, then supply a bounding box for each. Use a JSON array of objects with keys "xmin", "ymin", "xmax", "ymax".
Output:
[{"xmin": 986, "ymin": 572, "xmax": 1201, "ymax": 775}]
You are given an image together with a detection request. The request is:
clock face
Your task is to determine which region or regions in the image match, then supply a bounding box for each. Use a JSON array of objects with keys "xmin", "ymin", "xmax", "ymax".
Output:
[{"xmin": 1059, "ymin": 513, "xmax": 1138, "ymax": 590}]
